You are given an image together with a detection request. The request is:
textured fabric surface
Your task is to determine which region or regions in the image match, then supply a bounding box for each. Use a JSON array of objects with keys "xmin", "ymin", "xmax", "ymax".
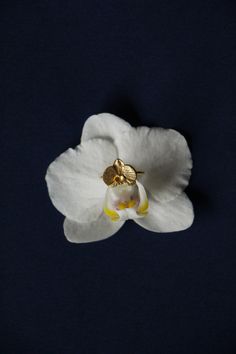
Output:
[{"xmin": 1, "ymin": 1, "xmax": 236, "ymax": 353}]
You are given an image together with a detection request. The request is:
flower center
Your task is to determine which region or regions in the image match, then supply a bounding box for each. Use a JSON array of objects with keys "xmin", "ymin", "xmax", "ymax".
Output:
[
  {"xmin": 102, "ymin": 160, "xmax": 147, "ymax": 222},
  {"xmin": 103, "ymin": 183, "xmax": 149, "ymax": 222},
  {"xmin": 117, "ymin": 197, "xmax": 138, "ymax": 210},
  {"xmin": 102, "ymin": 159, "xmax": 143, "ymax": 187}
]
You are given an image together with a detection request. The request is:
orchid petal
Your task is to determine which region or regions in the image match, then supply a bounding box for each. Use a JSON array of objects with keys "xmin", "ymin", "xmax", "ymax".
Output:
[
  {"xmin": 134, "ymin": 192, "xmax": 194, "ymax": 233},
  {"xmin": 136, "ymin": 180, "xmax": 149, "ymax": 216},
  {"xmin": 116, "ymin": 126, "xmax": 192, "ymax": 202},
  {"xmin": 81, "ymin": 113, "xmax": 131, "ymax": 142},
  {"xmin": 46, "ymin": 139, "xmax": 118, "ymax": 223},
  {"xmin": 63, "ymin": 214, "xmax": 124, "ymax": 243}
]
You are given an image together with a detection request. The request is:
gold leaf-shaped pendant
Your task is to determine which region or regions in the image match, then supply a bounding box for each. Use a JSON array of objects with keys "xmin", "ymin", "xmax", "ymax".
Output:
[
  {"xmin": 102, "ymin": 159, "xmax": 142, "ymax": 186},
  {"xmin": 102, "ymin": 166, "xmax": 117, "ymax": 186},
  {"xmin": 122, "ymin": 165, "xmax": 137, "ymax": 184},
  {"xmin": 113, "ymin": 159, "xmax": 125, "ymax": 175}
]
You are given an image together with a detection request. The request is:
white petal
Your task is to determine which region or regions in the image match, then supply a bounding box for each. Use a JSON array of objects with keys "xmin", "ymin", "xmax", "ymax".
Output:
[
  {"xmin": 135, "ymin": 192, "xmax": 194, "ymax": 233},
  {"xmin": 136, "ymin": 181, "xmax": 149, "ymax": 216},
  {"xmin": 81, "ymin": 113, "xmax": 131, "ymax": 142},
  {"xmin": 116, "ymin": 127, "xmax": 192, "ymax": 202},
  {"xmin": 46, "ymin": 139, "xmax": 118, "ymax": 223},
  {"xmin": 63, "ymin": 214, "xmax": 124, "ymax": 243}
]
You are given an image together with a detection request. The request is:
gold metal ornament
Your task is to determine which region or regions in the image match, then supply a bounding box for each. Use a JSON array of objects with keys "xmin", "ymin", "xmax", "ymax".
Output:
[{"xmin": 102, "ymin": 159, "xmax": 143, "ymax": 187}]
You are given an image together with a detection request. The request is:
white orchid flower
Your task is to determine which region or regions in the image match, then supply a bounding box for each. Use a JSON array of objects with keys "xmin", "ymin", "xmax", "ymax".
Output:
[{"xmin": 46, "ymin": 113, "xmax": 194, "ymax": 243}]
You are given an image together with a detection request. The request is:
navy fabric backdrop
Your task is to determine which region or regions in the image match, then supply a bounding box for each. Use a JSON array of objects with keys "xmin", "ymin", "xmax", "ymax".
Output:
[{"xmin": 1, "ymin": 1, "xmax": 236, "ymax": 353}]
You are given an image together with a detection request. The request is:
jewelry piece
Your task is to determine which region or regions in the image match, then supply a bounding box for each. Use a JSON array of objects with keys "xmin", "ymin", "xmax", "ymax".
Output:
[{"xmin": 102, "ymin": 159, "xmax": 144, "ymax": 187}]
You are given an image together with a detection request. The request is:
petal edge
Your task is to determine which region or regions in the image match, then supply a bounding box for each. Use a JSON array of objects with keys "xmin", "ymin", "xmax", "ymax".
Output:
[
  {"xmin": 63, "ymin": 214, "xmax": 125, "ymax": 243},
  {"xmin": 134, "ymin": 192, "xmax": 194, "ymax": 233},
  {"xmin": 81, "ymin": 113, "xmax": 131, "ymax": 142}
]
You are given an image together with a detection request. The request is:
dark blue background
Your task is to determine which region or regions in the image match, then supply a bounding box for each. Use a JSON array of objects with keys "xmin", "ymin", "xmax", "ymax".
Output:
[{"xmin": 1, "ymin": 1, "xmax": 236, "ymax": 353}]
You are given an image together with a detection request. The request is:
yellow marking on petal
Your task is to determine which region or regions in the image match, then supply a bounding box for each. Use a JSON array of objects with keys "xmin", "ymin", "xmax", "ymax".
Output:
[
  {"xmin": 117, "ymin": 202, "xmax": 128, "ymax": 210},
  {"xmin": 103, "ymin": 207, "xmax": 120, "ymax": 222},
  {"xmin": 117, "ymin": 199, "xmax": 137, "ymax": 210},
  {"xmin": 128, "ymin": 199, "xmax": 137, "ymax": 208},
  {"xmin": 137, "ymin": 198, "xmax": 149, "ymax": 215}
]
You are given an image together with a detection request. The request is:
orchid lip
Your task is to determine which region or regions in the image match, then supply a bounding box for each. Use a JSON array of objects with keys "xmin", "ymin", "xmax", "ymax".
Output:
[{"xmin": 103, "ymin": 182, "xmax": 149, "ymax": 222}]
